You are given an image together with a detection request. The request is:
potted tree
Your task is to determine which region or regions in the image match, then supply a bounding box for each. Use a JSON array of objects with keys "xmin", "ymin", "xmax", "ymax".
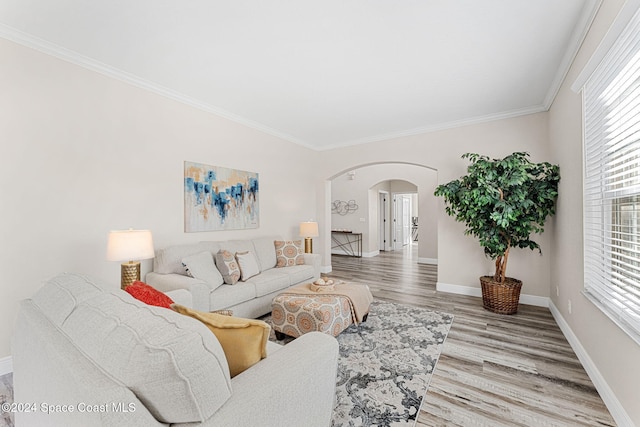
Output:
[{"xmin": 434, "ymin": 152, "xmax": 560, "ymax": 314}]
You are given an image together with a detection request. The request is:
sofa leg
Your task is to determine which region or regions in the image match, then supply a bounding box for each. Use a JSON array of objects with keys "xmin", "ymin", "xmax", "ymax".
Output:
[
  {"xmin": 275, "ymin": 331, "xmax": 288, "ymax": 340},
  {"xmin": 362, "ymin": 313, "xmax": 368, "ymax": 322}
]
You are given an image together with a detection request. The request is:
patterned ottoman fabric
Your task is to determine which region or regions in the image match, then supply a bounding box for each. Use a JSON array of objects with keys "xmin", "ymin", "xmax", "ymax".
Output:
[{"xmin": 271, "ymin": 294, "xmax": 354, "ymax": 338}]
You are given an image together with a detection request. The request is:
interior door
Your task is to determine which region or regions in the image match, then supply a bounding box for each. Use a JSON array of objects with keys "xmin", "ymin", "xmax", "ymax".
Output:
[
  {"xmin": 402, "ymin": 196, "xmax": 411, "ymax": 245},
  {"xmin": 393, "ymin": 194, "xmax": 412, "ymax": 249},
  {"xmin": 379, "ymin": 192, "xmax": 388, "ymax": 251},
  {"xmin": 393, "ymin": 195, "xmax": 403, "ymax": 250}
]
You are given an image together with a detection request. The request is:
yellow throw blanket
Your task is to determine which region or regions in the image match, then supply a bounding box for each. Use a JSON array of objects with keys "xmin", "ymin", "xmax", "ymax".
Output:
[{"xmin": 279, "ymin": 282, "xmax": 374, "ymax": 324}]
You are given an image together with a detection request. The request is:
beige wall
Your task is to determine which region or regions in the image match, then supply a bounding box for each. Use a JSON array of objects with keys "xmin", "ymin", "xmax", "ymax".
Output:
[
  {"xmin": 548, "ymin": 0, "xmax": 639, "ymax": 423},
  {"xmin": 330, "ymin": 164, "xmax": 436, "ymax": 260},
  {"xmin": 0, "ymin": 38, "xmax": 318, "ymax": 360},
  {"xmin": 316, "ymin": 113, "xmax": 553, "ymax": 301}
]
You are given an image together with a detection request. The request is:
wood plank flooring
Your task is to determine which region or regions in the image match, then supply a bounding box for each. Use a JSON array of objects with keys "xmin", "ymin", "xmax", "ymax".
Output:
[
  {"xmin": 0, "ymin": 244, "xmax": 615, "ymax": 427},
  {"xmin": 329, "ymin": 245, "xmax": 616, "ymax": 426}
]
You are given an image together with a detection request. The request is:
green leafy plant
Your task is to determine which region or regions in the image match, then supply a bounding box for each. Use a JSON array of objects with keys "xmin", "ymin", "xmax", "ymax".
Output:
[{"xmin": 434, "ymin": 152, "xmax": 560, "ymax": 283}]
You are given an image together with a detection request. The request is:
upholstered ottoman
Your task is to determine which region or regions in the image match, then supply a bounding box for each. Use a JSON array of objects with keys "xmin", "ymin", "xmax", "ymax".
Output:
[{"xmin": 271, "ymin": 294, "xmax": 354, "ymax": 339}]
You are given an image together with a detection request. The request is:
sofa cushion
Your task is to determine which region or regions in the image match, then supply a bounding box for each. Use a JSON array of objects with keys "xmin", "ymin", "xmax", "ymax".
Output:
[
  {"xmin": 125, "ymin": 281, "xmax": 174, "ymax": 308},
  {"xmin": 171, "ymin": 304, "xmax": 270, "ymax": 378},
  {"xmin": 182, "ymin": 251, "xmax": 224, "ymax": 290},
  {"xmin": 216, "ymin": 249, "xmax": 241, "ymax": 285},
  {"xmin": 284, "ymin": 264, "xmax": 316, "ymax": 285},
  {"xmin": 248, "ymin": 269, "xmax": 292, "ymax": 297},
  {"xmin": 209, "ymin": 282, "xmax": 257, "ymax": 311},
  {"xmin": 236, "ymin": 251, "xmax": 260, "ymax": 281},
  {"xmin": 251, "ymin": 236, "xmax": 279, "ymax": 271},
  {"xmin": 31, "ymin": 273, "xmax": 232, "ymax": 424},
  {"xmin": 275, "ymin": 240, "xmax": 305, "ymax": 267},
  {"xmin": 154, "ymin": 242, "xmax": 211, "ymax": 274}
]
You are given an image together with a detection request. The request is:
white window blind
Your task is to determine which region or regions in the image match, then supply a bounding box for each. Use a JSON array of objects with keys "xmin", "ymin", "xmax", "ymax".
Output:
[{"xmin": 583, "ymin": 7, "xmax": 640, "ymax": 344}]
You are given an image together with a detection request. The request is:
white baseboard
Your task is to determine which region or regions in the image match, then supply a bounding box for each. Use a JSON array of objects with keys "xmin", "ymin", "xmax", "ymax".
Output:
[
  {"xmin": 520, "ymin": 293, "xmax": 549, "ymax": 308},
  {"xmin": 0, "ymin": 356, "xmax": 12, "ymax": 376},
  {"xmin": 437, "ymin": 282, "xmax": 482, "ymax": 297},
  {"xmin": 548, "ymin": 301, "xmax": 633, "ymax": 426},
  {"xmin": 418, "ymin": 257, "xmax": 438, "ymax": 265},
  {"xmin": 436, "ymin": 281, "xmax": 549, "ymax": 308}
]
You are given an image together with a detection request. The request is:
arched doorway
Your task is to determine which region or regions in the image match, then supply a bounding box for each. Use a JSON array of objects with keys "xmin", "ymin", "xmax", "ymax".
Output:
[{"xmin": 321, "ymin": 162, "xmax": 438, "ymax": 272}]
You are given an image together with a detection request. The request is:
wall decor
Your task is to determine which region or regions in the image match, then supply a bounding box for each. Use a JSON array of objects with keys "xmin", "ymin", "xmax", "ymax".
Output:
[
  {"xmin": 184, "ymin": 161, "xmax": 259, "ymax": 232},
  {"xmin": 332, "ymin": 199, "xmax": 359, "ymax": 215}
]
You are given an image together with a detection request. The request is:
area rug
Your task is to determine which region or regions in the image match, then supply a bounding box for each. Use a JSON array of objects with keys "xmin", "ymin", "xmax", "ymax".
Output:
[{"xmin": 267, "ymin": 300, "xmax": 454, "ymax": 426}]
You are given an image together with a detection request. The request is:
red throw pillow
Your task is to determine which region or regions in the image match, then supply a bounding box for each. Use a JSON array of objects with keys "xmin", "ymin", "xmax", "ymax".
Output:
[{"xmin": 125, "ymin": 281, "xmax": 174, "ymax": 308}]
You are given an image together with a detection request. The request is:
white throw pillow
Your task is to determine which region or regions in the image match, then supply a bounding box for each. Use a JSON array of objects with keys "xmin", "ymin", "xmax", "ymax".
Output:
[
  {"xmin": 235, "ymin": 251, "xmax": 260, "ymax": 281},
  {"xmin": 182, "ymin": 251, "xmax": 224, "ymax": 290}
]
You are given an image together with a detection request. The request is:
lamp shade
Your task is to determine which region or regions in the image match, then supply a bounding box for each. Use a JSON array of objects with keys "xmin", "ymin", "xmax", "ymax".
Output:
[
  {"xmin": 106, "ymin": 229, "xmax": 155, "ymax": 262},
  {"xmin": 299, "ymin": 221, "xmax": 319, "ymax": 238}
]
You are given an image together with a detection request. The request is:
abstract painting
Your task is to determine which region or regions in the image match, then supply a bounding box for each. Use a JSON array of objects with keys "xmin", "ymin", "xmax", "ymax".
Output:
[{"xmin": 184, "ymin": 161, "xmax": 259, "ymax": 232}]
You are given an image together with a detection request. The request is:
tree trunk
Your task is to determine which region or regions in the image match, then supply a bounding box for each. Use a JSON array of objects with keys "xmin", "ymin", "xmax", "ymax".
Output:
[
  {"xmin": 493, "ymin": 246, "xmax": 511, "ymax": 283},
  {"xmin": 494, "ymin": 257, "xmax": 502, "ymax": 282},
  {"xmin": 492, "ymin": 189, "xmax": 511, "ymax": 283},
  {"xmin": 501, "ymin": 246, "xmax": 510, "ymax": 283}
]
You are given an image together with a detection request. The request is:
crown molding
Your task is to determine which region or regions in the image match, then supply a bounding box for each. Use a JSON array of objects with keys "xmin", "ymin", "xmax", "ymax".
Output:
[
  {"xmin": 1, "ymin": 20, "xmax": 578, "ymax": 153},
  {"xmin": 317, "ymin": 105, "xmax": 547, "ymax": 151},
  {"xmin": 543, "ymin": 0, "xmax": 602, "ymax": 107},
  {"xmin": 572, "ymin": 0, "xmax": 640, "ymax": 92},
  {"xmin": 0, "ymin": 23, "xmax": 314, "ymax": 149}
]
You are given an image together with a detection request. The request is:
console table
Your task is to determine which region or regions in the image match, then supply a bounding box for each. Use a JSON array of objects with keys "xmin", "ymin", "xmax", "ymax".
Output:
[{"xmin": 331, "ymin": 231, "xmax": 363, "ymax": 257}]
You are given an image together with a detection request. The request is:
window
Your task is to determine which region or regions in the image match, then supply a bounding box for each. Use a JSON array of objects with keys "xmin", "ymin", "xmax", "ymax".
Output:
[{"xmin": 583, "ymin": 7, "xmax": 640, "ymax": 344}]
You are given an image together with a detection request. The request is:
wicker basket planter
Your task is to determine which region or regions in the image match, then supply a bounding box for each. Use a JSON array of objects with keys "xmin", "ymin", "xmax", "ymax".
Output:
[{"xmin": 480, "ymin": 276, "xmax": 522, "ymax": 315}]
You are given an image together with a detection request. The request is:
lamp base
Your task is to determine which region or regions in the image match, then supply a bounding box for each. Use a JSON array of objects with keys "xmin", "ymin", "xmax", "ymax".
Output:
[
  {"xmin": 121, "ymin": 261, "xmax": 141, "ymax": 289},
  {"xmin": 304, "ymin": 237, "xmax": 313, "ymax": 254}
]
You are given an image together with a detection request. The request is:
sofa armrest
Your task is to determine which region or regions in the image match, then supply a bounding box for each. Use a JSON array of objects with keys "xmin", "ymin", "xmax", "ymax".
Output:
[
  {"xmin": 146, "ymin": 272, "xmax": 213, "ymax": 311},
  {"xmin": 190, "ymin": 282, "xmax": 214, "ymax": 312},
  {"xmin": 198, "ymin": 332, "xmax": 338, "ymax": 427},
  {"xmin": 164, "ymin": 289, "xmax": 193, "ymax": 308},
  {"xmin": 146, "ymin": 272, "xmax": 205, "ymax": 292},
  {"xmin": 303, "ymin": 253, "xmax": 321, "ymax": 280}
]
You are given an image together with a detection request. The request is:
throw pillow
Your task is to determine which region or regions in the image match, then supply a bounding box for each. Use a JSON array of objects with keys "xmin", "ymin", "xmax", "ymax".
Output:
[
  {"xmin": 182, "ymin": 251, "xmax": 224, "ymax": 290},
  {"xmin": 170, "ymin": 304, "xmax": 270, "ymax": 378},
  {"xmin": 125, "ymin": 281, "xmax": 174, "ymax": 308},
  {"xmin": 235, "ymin": 251, "xmax": 260, "ymax": 281},
  {"xmin": 274, "ymin": 240, "xmax": 305, "ymax": 267},
  {"xmin": 215, "ymin": 249, "xmax": 241, "ymax": 285}
]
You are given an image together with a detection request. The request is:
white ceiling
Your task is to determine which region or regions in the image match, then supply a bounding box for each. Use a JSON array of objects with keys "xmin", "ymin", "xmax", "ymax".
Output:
[{"xmin": 0, "ymin": 1, "xmax": 598, "ymax": 150}]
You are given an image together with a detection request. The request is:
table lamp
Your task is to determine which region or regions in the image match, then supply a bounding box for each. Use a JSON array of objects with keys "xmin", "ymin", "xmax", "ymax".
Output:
[
  {"xmin": 299, "ymin": 221, "xmax": 319, "ymax": 253},
  {"xmin": 107, "ymin": 229, "xmax": 155, "ymax": 289}
]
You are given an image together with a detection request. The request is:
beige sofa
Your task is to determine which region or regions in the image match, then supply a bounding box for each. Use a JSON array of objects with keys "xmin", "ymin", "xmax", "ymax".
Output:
[
  {"xmin": 13, "ymin": 273, "xmax": 339, "ymax": 427},
  {"xmin": 146, "ymin": 236, "xmax": 320, "ymax": 318}
]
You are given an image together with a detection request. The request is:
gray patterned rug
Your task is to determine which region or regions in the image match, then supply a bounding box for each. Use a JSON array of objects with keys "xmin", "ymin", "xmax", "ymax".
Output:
[{"xmin": 267, "ymin": 300, "xmax": 454, "ymax": 427}]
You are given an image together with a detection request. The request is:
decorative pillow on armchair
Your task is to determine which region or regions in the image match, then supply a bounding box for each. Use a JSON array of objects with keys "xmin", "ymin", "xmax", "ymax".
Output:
[
  {"xmin": 171, "ymin": 304, "xmax": 270, "ymax": 377},
  {"xmin": 274, "ymin": 240, "xmax": 305, "ymax": 267},
  {"xmin": 215, "ymin": 249, "xmax": 241, "ymax": 284},
  {"xmin": 125, "ymin": 281, "xmax": 174, "ymax": 308}
]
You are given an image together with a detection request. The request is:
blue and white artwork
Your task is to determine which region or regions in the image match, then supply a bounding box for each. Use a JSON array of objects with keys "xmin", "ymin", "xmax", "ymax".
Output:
[{"xmin": 184, "ymin": 161, "xmax": 259, "ymax": 232}]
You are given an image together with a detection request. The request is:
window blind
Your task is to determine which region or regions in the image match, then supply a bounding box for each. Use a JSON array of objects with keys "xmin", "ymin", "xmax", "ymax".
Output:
[{"xmin": 583, "ymin": 7, "xmax": 640, "ymax": 345}]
